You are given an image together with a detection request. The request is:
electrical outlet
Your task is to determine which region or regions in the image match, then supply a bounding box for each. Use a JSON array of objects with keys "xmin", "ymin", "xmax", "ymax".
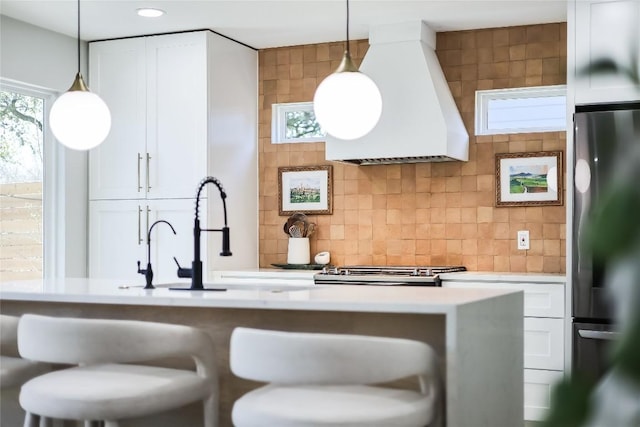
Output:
[{"xmin": 517, "ymin": 230, "xmax": 530, "ymax": 250}]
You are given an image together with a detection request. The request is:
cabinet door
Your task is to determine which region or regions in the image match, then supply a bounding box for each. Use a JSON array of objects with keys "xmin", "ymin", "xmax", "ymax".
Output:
[
  {"xmin": 89, "ymin": 38, "xmax": 147, "ymax": 200},
  {"xmin": 524, "ymin": 369, "xmax": 564, "ymax": 421},
  {"xmin": 89, "ymin": 200, "xmax": 146, "ymax": 280},
  {"xmin": 146, "ymin": 32, "xmax": 208, "ymax": 199},
  {"xmin": 443, "ymin": 280, "xmax": 565, "ymax": 317},
  {"xmin": 148, "ymin": 199, "xmax": 205, "ymax": 284},
  {"xmin": 524, "ymin": 317, "xmax": 565, "ymax": 370},
  {"xmin": 575, "ymin": 0, "xmax": 640, "ymax": 104}
]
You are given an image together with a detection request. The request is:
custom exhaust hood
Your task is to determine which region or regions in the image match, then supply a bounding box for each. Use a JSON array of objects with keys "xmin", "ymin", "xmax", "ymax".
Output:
[{"xmin": 324, "ymin": 21, "xmax": 469, "ymax": 165}]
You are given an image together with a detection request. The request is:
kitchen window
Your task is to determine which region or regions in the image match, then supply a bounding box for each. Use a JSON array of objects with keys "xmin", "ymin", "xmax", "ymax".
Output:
[
  {"xmin": 475, "ymin": 85, "xmax": 567, "ymax": 135},
  {"xmin": 0, "ymin": 79, "xmax": 57, "ymax": 282},
  {"xmin": 272, "ymin": 102, "xmax": 326, "ymax": 143}
]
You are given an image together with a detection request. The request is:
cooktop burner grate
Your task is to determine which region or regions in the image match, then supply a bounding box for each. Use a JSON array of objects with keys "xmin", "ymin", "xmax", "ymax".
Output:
[
  {"xmin": 314, "ymin": 266, "xmax": 466, "ymax": 287},
  {"xmin": 318, "ymin": 266, "xmax": 466, "ymax": 276}
]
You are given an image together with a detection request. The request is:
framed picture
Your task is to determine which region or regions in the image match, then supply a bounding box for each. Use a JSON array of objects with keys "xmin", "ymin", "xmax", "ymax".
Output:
[
  {"xmin": 496, "ymin": 151, "xmax": 563, "ymax": 207},
  {"xmin": 278, "ymin": 165, "xmax": 333, "ymax": 215}
]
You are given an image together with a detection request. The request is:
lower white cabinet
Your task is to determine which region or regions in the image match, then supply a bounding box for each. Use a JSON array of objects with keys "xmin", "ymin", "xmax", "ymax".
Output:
[
  {"xmin": 524, "ymin": 369, "xmax": 564, "ymax": 422},
  {"xmin": 443, "ymin": 275, "xmax": 566, "ymax": 422},
  {"xmin": 89, "ymin": 199, "xmax": 204, "ymax": 284},
  {"xmin": 524, "ymin": 317, "xmax": 565, "ymax": 371}
]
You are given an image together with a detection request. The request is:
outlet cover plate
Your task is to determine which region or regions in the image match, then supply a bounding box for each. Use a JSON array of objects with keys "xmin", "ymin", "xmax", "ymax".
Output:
[{"xmin": 517, "ymin": 230, "xmax": 530, "ymax": 250}]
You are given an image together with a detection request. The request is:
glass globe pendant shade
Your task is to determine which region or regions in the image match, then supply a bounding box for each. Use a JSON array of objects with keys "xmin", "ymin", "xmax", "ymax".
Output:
[
  {"xmin": 313, "ymin": 51, "xmax": 382, "ymax": 140},
  {"xmin": 50, "ymin": 73, "xmax": 111, "ymax": 151}
]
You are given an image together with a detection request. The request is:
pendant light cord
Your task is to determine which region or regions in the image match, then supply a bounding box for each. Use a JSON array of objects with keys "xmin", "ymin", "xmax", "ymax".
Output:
[
  {"xmin": 77, "ymin": 0, "xmax": 81, "ymax": 73},
  {"xmin": 345, "ymin": 0, "xmax": 350, "ymax": 54}
]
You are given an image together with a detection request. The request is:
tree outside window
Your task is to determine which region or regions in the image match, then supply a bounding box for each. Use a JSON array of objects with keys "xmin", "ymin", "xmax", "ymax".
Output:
[{"xmin": 0, "ymin": 89, "xmax": 44, "ymax": 281}]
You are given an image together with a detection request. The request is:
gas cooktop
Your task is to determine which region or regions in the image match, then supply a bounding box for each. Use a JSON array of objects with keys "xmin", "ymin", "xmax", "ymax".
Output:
[{"xmin": 313, "ymin": 265, "xmax": 466, "ymax": 287}]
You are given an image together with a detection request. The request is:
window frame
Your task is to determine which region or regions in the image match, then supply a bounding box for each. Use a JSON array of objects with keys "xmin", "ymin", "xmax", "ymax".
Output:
[
  {"xmin": 475, "ymin": 85, "xmax": 567, "ymax": 136},
  {"xmin": 1, "ymin": 78, "xmax": 61, "ymax": 280},
  {"xmin": 271, "ymin": 101, "xmax": 325, "ymax": 143}
]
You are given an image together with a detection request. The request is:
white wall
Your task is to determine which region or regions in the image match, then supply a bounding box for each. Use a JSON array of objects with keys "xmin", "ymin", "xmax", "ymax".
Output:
[{"xmin": 1, "ymin": 15, "xmax": 89, "ymax": 278}]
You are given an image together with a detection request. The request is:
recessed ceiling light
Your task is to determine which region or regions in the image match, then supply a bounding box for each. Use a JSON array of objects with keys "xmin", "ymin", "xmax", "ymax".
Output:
[{"xmin": 137, "ymin": 8, "xmax": 165, "ymax": 18}]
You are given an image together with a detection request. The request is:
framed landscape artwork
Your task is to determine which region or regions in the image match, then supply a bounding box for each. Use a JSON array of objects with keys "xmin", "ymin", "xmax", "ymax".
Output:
[
  {"xmin": 495, "ymin": 151, "xmax": 563, "ymax": 207},
  {"xmin": 278, "ymin": 165, "xmax": 333, "ymax": 215}
]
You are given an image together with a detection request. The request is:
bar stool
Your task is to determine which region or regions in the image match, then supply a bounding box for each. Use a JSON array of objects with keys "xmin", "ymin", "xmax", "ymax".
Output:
[
  {"xmin": 1, "ymin": 315, "xmax": 51, "ymax": 427},
  {"xmin": 1, "ymin": 315, "xmax": 49, "ymax": 389},
  {"xmin": 229, "ymin": 327, "xmax": 441, "ymax": 427},
  {"xmin": 17, "ymin": 314, "xmax": 218, "ymax": 427}
]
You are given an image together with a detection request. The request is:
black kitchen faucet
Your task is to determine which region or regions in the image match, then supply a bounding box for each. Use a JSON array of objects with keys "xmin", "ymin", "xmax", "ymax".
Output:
[
  {"xmin": 137, "ymin": 220, "xmax": 177, "ymax": 289},
  {"xmin": 172, "ymin": 177, "xmax": 231, "ymax": 290}
]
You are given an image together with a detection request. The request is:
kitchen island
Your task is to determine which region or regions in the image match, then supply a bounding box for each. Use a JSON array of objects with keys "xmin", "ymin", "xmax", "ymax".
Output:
[{"xmin": 1, "ymin": 279, "xmax": 523, "ymax": 427}]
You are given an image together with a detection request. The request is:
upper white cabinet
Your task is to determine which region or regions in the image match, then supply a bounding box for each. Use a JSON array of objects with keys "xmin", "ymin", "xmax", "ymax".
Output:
[
  {"xmin": 89, "ymin": 32, "xmax": 211, "ymax": 200},
  {"xmin": 574, "ymin": 0, "xmax": 640, "ymax": 104},
  {"xmin": 88, "ymin": 30, "xmax": 259, "ymax": 279}
]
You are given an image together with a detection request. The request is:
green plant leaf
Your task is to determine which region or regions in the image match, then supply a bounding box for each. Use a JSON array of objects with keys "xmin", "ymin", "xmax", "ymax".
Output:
[
  {"xmin": 541, "ymin": 377, "xmax": 593, "ymax": 427},
  {"xmin": 612, "ymin": 315, "xmax": 640, "ymax": 385},
  {"xmin": 586, "ymin": 184, "xmax": 640, "ymax": 262}
]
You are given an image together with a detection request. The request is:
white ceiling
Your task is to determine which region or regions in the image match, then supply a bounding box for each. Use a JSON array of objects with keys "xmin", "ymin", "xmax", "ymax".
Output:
[{"xmin": 1, "ymin": 0, "xmax": 567, "ymax": 49}]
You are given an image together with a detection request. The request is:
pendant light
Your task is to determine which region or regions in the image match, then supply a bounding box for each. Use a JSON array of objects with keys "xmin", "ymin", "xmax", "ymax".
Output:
[
  {"xmin": 49, "ymin": 0, "xmax": 111, "ymax": 151},
  {"xmin": 313, "ymin": 0, "xmax": 382, "ymax": 141}
]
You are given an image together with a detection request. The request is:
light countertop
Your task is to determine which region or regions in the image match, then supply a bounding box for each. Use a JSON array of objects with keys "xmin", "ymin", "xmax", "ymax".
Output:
[
  {"xmin": 214, "ymin": 268, "xmax": 566, "ymax": 285},
  {"xmin": 1, "ymin": 277, "xmax": 524, "ymax": 427},
  {"xmin": 0, "ymin": 278, "xmax": 521, "ymax": 315}
]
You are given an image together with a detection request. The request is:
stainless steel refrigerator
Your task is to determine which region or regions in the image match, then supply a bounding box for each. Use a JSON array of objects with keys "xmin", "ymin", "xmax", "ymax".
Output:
[{"xmin": 572, "ymin": 101, "xmax": 640, "ymax": 382}]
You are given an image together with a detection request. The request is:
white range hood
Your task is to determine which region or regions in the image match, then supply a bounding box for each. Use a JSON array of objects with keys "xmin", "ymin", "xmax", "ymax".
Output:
[{"xmin": 325, "ymin": 21, "xmax": 469, "ymax": 165}]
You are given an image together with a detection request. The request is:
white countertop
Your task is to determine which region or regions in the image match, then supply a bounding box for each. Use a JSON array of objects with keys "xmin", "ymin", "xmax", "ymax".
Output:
[
  {"xmin": 0, "ymin": 278, "xmax": 520, "ymax": 315},
  {"xmin": 215, "ymin": 268, "xmax": 566, "ymax": 284}
]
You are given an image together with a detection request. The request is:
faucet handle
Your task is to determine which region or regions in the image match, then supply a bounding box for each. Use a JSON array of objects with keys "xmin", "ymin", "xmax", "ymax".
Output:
[
  {"xmin": 220, "ymin": 226, "xmax": 232, "ymax": 256},
  {"xmin": 173, "ymin": 257, "xmax": 193, "ymax": 278},
  {"xmin": 137, "ymin": 260, "xmax": 146, "ymax": 275}
]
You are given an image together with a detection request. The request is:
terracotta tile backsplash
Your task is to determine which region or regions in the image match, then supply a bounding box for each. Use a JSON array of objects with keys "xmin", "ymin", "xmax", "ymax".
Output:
[{"xmin": 258, "ymin": 23, "xmax": 567, "ymax": 273}]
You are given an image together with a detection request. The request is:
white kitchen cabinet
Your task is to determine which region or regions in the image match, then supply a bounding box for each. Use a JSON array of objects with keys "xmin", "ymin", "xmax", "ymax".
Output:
[
  {"xmin": 89, "ymin": 199, "xmax": 203, "ymax": 284},
  {"xmin": 524, "ymin": 317, "xmax": 565, "ymax": 370},
  {"xmin": 524, "ymin": 369, "xmax": 565, "ymax": 422},
  {"xmin": 574, "ymin": 0, "xmax": 640, "ymax": 104},
  {"xmin": 88, "ymin": 30, "xmax": 258, "ymax": 280},
  {"xmin": 88, "ymin": 37, "xmax": 146, "ymax": 200},
  {"xmin": 443, "ymin": 274, "xmax": 566, "ymax": 422},
  {"xmin": 89, "ymin": 32, "xmax": 211, "ymax": 200}
]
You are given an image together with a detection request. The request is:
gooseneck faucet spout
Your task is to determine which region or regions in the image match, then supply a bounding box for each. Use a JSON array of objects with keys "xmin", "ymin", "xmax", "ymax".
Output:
[
  {"xmin": 137, "ymin": 220, "xmax": 177, "ymax": 289},
  {"xmin": 173, "ymin": 177, "xmax": 232, "ymax": 290}
]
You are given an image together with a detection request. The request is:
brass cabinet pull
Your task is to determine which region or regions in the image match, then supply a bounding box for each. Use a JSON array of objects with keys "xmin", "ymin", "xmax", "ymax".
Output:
[
  {"xmin": 137, "ymin": 205, "xmax": 143, "ymax": 245},
  {"xmin": 146, "ymin": 153, "xmax": 151, "ymax": 192},
  {"xmin": 137, "ymin": 153, "xmax": 143, "ymax": 192}
]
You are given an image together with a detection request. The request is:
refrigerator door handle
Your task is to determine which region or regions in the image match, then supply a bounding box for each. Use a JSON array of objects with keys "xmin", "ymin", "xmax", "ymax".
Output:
[{"xmin": 578, "ymin": 329, "xmax": 620, "ymax": 340}]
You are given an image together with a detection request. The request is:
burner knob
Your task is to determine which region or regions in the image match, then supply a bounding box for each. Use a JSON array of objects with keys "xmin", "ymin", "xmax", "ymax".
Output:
[
  {"xmin": 344, "ymin": 269, "xmax": 350, "ymax": 276},
  {"xmin": 411, "ymin": 268, "xmax": 419, "ymax": 276},
  {"xmin": 321, "ymin": 266, "xmax": 328, "ymax": 275},
  {"xmin": 331, "ymin": 267, "xmax": 339, "ymax": 275}
]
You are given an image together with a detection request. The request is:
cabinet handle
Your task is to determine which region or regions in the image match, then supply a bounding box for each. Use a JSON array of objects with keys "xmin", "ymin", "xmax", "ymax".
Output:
[
  {"xmin": 137, "ymin": 153, "xmax": 143, "ymax": 192},
  {"xmin": 578, "ymin": 330, "xmax": 620, "ymax": 341},
  {"xmin": 146, "ymin": 206, "xmax": 150, "ymax": 244},
  {"xmin": 146, "ymin": 153, "xmax": 151, "ymax": 192},
  {"xmin": 137, "ymin": 205, "xmax": 143, "ymax": 245}
]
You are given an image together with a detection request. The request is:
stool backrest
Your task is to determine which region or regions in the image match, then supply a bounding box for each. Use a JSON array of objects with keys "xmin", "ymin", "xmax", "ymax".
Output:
[
  {"xmin": 230, "ymin": 327, "xmax": 436, "ymax": 386},
  {"xmin": 18, "ymin": 314, "xmax": 216, "ymax": 379}
]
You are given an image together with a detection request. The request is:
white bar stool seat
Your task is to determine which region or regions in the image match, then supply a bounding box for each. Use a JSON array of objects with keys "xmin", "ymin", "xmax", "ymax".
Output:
[
  {"xmin": 230, "ymin": 327, "xmax": 441, "ymax": 427},
  {"xmin": 17, "ymin": 314, "xmax": 218, "ymax": 427}
]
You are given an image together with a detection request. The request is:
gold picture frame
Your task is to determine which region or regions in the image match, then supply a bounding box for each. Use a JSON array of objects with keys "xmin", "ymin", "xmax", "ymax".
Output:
[
  {"xmin": 496, "ymin": 151, "xmax": 563, "ymax": 207},
  {"xmin": 278, "ymin": 165, "xmax": 333, "ymax": 215}
]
